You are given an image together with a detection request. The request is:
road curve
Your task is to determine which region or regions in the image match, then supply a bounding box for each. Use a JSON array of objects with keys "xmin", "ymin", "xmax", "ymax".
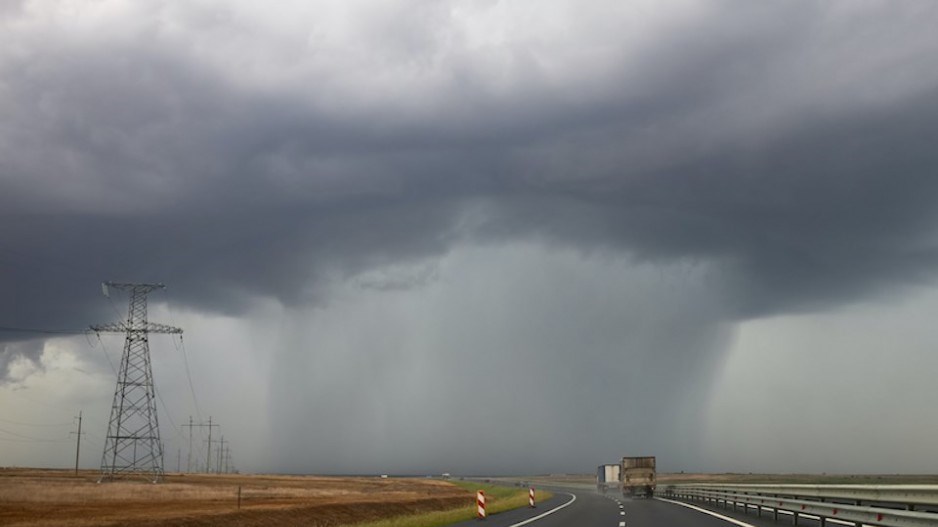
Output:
[{"xmin": 449, "ymin": 487, "xmax": 776, "ymax": 527}]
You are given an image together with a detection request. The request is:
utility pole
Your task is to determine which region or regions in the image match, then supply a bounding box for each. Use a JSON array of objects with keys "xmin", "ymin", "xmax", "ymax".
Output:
[
  {"xmin": 204, "ymin": 435, "xmax": 222, "ymax": 474},
  {"xmin": 206, "ymin": 416, "xmax": 218, "ymax": 473},
  {"xmin": 70, "ymin": 410, "xmax": 85, "ymax": 475},
  {"xmin": 190, "ymin": 417, "xmax": 194, "ymax": 473},
  {"xmin": 184, "ymin": 416, "xmax": 193, "ymax": 473},
  {"xmin": 184, "ymin": 417, "xmax": 218, "ymax": 473},
  {"xmin": 217, "ymin": 436, "xmax": 226, "ymax": 474},
  {"xmin": 92, "ymin": 282, "xmax": 182, "ymax": 483}
]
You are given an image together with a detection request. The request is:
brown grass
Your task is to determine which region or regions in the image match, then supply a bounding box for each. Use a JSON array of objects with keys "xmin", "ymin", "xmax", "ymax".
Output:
[{"xmin": 0, "ymin": 468, "xmax": 475, "ymax": 527}]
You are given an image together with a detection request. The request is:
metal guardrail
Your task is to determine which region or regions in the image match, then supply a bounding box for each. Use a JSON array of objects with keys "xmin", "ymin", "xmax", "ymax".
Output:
[
  {"xmin": 659, "ymin": 484, "xmax": 938, "ymax": 527},
  {"xmin": 670, "ymin": 484, "xmax": 938, "ymax": 508}
]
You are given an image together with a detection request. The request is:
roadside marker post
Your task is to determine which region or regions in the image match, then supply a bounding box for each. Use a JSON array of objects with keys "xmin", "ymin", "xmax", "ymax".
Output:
[
  {"xmin": 477, "ymin": 490, "xmax": 486, "ymax": 520},
  {"xmin": 529, "ymin": 487, "xmax": 536, "ymax": 508}
]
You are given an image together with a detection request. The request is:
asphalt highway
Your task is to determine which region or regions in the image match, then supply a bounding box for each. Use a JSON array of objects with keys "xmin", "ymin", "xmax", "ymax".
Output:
[{"xmin": 450, "ymin": 486, "xmax": 789, "ymax": 527}]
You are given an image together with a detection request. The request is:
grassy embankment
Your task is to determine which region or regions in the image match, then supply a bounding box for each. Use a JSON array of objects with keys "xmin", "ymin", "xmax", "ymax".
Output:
[{"xmin": 348, "ymin": 481, "xmax": 553, "ymax": 527}]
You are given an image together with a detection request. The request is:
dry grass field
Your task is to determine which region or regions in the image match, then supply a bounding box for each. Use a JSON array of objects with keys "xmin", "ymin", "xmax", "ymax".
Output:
[{"xmin": 0, "ymin": 469, "xmax": 475, "ymax": 527}]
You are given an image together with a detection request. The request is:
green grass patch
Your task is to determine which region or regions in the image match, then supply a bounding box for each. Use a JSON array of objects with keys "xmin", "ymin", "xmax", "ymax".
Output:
[{"xmin": 347, "ymin": 481, "xmax": 553, "ymax": 527}]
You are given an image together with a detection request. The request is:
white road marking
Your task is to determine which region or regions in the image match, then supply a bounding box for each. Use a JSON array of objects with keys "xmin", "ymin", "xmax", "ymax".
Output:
[
  {"xmin": 656, "ymin": 497, "xmax": 759, "ymax": 527},
  {"xmin": 619, "ymin": 522, "xmax": 626, "ymax": 526},
  {"xmin": 507, "ymin": 493, "xmax": 577, "ymax": 527},
  {"xmin": 659, "ymin": 498, "xmax": 859, "ymax": 527},
  {"xmin": 620, "ymin": 511, "xmax": 625, "ymax": 515}
]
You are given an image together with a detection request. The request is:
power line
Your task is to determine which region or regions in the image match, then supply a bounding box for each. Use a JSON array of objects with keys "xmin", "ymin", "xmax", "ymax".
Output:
[
  {"xmin": 0, "ymin": 417, "xmax": 72, "ymax": 427},
  {"xmin": 2, "ymin": 389, "xmax": 78, "ymax": 415},
  {"xmin": 0, "ymin": 325, "xmax": 87, "ymax": 335},
  {"xmin": 82, "ymin": 436, "xmax": 103, "ymax": 448},
  {"xmin": 0, "ymin": 436, "xmax": 71, "ymax": 443},
  {"xmin": 0, "ymin": 426, "xmax": 70, "ymax": 442},
  {"xmin": 111, "ymin": 286, "xmax": 214, "ymax": 472},
  {"xmin": 154, "ymin": 386, "xmax": 189, "ymax": 448},
  {"xmin": 91, "ymin": 332, "xmax": 118, "ymax": 376},
  {"xmin": 164, "ymin": 291, "xmax": 204, "ymax": 424},
  {"xmin": 177, "ymin": 336, "xmax": 204, "ymax": 422},
  {"xmin": 105, "ymin": 293, "xmax": 127, "ymax": 326}
]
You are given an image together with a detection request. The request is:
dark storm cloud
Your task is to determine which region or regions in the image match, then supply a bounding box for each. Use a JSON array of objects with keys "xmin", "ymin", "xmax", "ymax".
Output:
[
  {"xmin": 2, "ymin": 2, "xmax": 938, "ymax": 362},
  {"xmin": 479, "ymin": 86, "xmax": 938, "ymax": 317}
]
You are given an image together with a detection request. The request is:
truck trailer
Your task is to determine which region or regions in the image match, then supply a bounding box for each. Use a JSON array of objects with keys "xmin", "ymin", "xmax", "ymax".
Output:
[
  {"xmin": 596, "ymin": 464, "xmax": 621, "ymax": 493},
  {"xmin": 621, "ymin": 456, "xmax": 655, "ymax": 498}
]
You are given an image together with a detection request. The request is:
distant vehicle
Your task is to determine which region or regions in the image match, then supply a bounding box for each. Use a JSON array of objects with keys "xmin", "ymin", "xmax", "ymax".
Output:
[
  {"xmin": 596, "ymin": 464, "xmax": 621, "ymax": 493},
  {"xmin": 441, "ymin": 473, "xmax": 451, "ymax": 479},
  {"xmin": 621, "ymin": 456, "xmax": 655, "ymax": 498}
]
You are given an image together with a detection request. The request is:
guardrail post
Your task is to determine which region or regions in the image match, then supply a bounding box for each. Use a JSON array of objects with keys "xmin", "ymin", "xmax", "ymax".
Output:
[{"xmin": 792, "ymin": 511, "xmax": 798, "ymax": 525}]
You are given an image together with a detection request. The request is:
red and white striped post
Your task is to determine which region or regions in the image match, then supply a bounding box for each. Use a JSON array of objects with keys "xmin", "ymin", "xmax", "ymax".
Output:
[
  {"xmin": 529, "ymin": 487, "xmax": 536, "ymax": 508},
  {"xmin": 477, "ymin": 490, "xmax": 486, "ymax": 520}
]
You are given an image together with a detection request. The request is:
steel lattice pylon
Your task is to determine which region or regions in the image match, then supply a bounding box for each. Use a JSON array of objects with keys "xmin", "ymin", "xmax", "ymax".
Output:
[{"xmin": 92, "ymin": 282, "xmax": 182, "ymax": 483}]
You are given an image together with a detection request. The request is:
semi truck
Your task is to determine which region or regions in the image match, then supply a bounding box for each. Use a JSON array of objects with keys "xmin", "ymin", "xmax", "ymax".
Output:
[
  {"xmin": 596, "ymin": 464, "xmax": 621, "ymax": 493},
  {"xmin": 621, "ymin": 456, "xmax": 655, "ymax": 498}
]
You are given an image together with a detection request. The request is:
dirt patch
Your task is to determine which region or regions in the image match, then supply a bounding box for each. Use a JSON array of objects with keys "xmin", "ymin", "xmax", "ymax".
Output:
[{"xmin": 0, "ymin": 469, "xmax": 473, "ymax": 527}]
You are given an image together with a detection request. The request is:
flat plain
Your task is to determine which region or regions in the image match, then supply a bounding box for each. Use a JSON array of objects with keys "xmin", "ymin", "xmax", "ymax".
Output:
[{"xmin": 0, "ymin": 469, "xmax": 474, "ymax": 527}]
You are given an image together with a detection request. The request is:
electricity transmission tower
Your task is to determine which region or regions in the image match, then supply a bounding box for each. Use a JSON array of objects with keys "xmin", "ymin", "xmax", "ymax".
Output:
[{"xmin": 92, "ymin": 282, "xmax": 182, "ymax": 482}]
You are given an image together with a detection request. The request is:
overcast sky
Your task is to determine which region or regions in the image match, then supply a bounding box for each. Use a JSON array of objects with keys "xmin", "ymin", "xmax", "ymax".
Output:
[{"xmin": 3, "ymin": 0, "xmax": 938, "ymax": 475}]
